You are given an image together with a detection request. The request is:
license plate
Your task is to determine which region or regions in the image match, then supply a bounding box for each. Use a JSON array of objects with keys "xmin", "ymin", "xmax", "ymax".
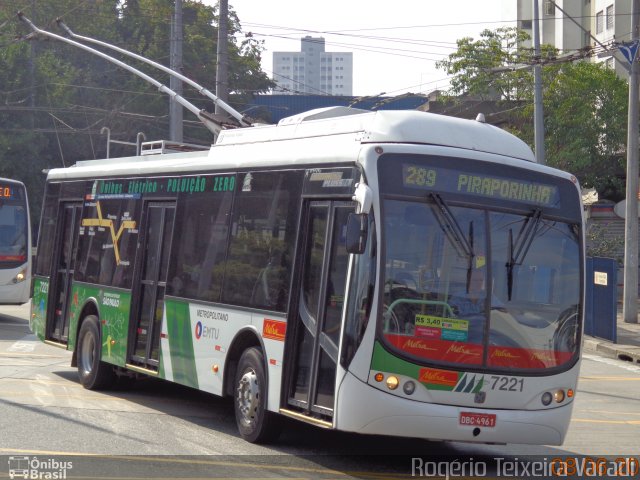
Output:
[{"xmin": 459, "ymin": 412, "xmax": 496, "ymax": 428}]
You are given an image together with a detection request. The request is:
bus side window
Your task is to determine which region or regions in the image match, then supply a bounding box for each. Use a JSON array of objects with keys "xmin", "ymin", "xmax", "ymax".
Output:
[
  {"xmin": 35, "ymin": 183, "xmax": 61, "ymax": 277},
  {"xmin": 221, "ymin": 171, "xmax": 302, "ymax": 311},
  {"xmin": 166, "ymin": 185, "xmax": 233, "ymax": 302}
]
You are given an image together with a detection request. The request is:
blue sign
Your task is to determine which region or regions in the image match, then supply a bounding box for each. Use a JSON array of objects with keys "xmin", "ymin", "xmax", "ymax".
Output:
[{"xmin": 619, "ymin": 40, "xmax": 640, "ymax": 66}]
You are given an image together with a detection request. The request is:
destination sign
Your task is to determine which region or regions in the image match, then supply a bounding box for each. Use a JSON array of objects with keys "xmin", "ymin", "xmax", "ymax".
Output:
[
  {"xmin": 0, "ymin": 185, "xmax": 13, "ymax": 199},
  {"xmin": 402, "ymin": 164, "xmax": 560, "ymax": 207}
]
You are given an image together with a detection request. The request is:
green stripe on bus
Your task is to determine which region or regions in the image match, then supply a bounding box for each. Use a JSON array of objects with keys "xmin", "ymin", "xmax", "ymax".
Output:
[
  {"xmin": 68, "ymin": 284, "xmax": 131, "ymax": 366},
  {"xmin": 371, "ymin": 341, "xmax": 421, "ymax": 379},
  {"xmin": 31, "ymin": 277, "xmax": 49, "ymax": 341},
  {"xmin": 165, "ymin": 300, "xmax": 199, "ymax": 389}
]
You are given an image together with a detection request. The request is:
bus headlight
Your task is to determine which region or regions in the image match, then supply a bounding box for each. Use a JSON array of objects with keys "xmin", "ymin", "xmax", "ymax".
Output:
[
  {"xmin": 13, "ymin": 269, "xmax": 27, "ymax": 284},
  {"xmin": 403, "ymin": 381, "xmax": 416, "ymax": 395},
  {"xmin": 541, "ymin": 392, "xmax": 553, "ymax": 406},
  {"xmin": 386, "ymin": 376, "xmax": 399, "ymax": 390},
  {"xmin": 554, "ymin": 389, "xmax": 566, "ymax": 403}
]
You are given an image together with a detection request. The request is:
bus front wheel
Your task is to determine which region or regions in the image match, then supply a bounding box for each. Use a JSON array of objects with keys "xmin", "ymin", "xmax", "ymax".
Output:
[
  {"xmin": 77, "ymin": 315, "xmax": 115, "ymax": 390},
  {"xmin": 234, "ymin": 347, "xmax": 282, "ymax": 443}
]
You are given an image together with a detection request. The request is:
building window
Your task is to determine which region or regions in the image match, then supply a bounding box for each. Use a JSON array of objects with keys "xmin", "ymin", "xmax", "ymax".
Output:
[
  {"xmin": 520, "ymin": 19, "xmax": 532, "ymax": 30},
  {"xmin": 543, "ymin": 0, "xmax": 555, "ymax": 15},
  {"xmin": 596, "ymin": 10, "xmax": 603, "ymax": 34},
  {"xmin": 606, "ymin": 4, "xmax": 614, "ymax": 30},
  {"xmin": 606, "ymin": 57, "xmax": 614, "ymax": 69}
]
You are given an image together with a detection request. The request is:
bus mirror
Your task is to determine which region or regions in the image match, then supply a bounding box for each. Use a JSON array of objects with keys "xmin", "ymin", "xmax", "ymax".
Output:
[{"xmin": 346, "ymin": 213, "xmax": 368, "ymax": 254}]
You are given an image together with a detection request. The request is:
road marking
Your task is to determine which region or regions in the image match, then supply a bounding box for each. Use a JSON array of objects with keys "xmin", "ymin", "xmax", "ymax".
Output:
[
  {"xmin": 0, "ymin": 378, "xmax": 82, "ymax": 387},
  {"xmin": 582, "ymin": 354, "xmax": 640, "ymax": 373},
  {"xmin": 7, "ymin": 341, "xmax": 35, "ymax": 353},
  {"xmin": 580, "ymin": 376, "xmax": 640, "ymax": 381},
  {"xmin": 0, "ymin": 391, "xmax": 132, "ymax": 401},
  {"xmin": 0, "ymin": 360, "xmax": 52, "ymax": 366},
  {"xmin": 0, "ymin": 352, "xmax": 68, "ymax": 358},
  {"xmin": 572, "ymin": 418, "xmax": 640, "ymax": 425},
  {"xmin": 581, "ymin": 409, "xmax": 640, "ymax": 416}
]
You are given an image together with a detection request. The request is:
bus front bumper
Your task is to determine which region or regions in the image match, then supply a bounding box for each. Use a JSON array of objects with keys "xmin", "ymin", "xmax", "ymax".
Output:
[{"xmin": 336, "ymin": 371, "xmax": 572, "ymax": 445}]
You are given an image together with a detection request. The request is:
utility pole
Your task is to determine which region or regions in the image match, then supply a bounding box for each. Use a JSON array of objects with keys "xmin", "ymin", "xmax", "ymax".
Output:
[
  {"xmin": 169, "ymin": 0, "xmax": 184, "ymax": 142},
  {"xmin": 29, "ymin": 0, "xmax": 36, "ymax": 125},
  {"xmin": 623, "ymin": 0, "xmax": 640, "ymax": 324},
  {"xmin": 215, "ymin": 0, "xmax": 229, "ymax": 117},
  {"xmin": 533, "ymin": 0, "xmax": 545, "ymax": 164}
]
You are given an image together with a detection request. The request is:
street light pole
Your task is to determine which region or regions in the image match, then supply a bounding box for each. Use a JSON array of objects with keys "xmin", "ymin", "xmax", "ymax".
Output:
[{"xmin": 623, "ymin": 0, "xmax": 640, "ymax": 324}]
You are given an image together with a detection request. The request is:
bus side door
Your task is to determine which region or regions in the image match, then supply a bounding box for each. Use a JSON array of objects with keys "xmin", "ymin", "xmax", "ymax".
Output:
[
  {"xmin": 285, "ymin": 200, "xmax": 354, "ymax": 421},
  {"xmin": 47, "ymin": 202, "xmax": 82, "ymax": 344},
  {"xmin": 128, "ymin": 201, "xmax": 175, "ymax": 371}
]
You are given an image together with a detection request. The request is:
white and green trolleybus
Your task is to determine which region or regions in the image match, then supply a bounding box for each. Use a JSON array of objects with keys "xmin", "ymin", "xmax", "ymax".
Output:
[{"xmin": 30, "ymin": 107, "xmax": 583, "ymax": 444}]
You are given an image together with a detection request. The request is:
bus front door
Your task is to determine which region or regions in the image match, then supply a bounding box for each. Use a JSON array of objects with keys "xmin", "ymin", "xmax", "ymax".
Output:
[
  {"xmin": 285, "ymin": 201, "xmax": 353, "ymax": 421},
  {"xmin": 47, "ymin": 203, "xmax": 82, "ymax": 344},
  {"xmin": 129, "ymin": 202, "xmax": 175, "ymax": 371}
]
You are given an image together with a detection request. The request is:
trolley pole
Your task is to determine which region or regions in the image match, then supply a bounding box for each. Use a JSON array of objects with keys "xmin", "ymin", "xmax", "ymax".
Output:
[
  {"xmin": 623, "ymin": 0, "xmax": 640, "ymax": 324},
  {"xmin": 533, "ymin": 0, "xmax": 545, "ymax": 165}
]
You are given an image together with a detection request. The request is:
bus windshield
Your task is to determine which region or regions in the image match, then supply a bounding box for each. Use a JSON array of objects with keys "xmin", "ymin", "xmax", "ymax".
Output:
[
  {"xmin": 379, "ymin": 156, "xmax": 582, "ymax": 372},
  {"xmin": 0, "ymin": 186, "xmax": 28, "ymax": 267}
]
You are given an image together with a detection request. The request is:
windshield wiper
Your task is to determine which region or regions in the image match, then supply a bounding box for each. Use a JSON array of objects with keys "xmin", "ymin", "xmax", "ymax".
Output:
[
  {"xmin": 430, "ymin": 194, "xmax": 475, "ymax": 292},
  {"xmin": 506, "ymin": 209, "xmax": 542, "ymax": 301}
]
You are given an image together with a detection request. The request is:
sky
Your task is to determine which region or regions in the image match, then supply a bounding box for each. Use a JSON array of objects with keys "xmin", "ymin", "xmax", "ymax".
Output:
[{"xmin": 205, "ymin": 0, "xmax": 517, "ymax": 97}]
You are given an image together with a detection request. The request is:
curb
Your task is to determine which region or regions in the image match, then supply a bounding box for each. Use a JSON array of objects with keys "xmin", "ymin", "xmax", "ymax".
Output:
[{"xmin": 583, "ymin": 337, "xmax": 640, "ymax": 364}]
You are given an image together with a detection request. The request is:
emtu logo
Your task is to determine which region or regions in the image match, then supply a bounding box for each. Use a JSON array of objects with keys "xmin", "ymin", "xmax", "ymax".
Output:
[{"xmin": 194, "ymin": 321, "xmax": 218, "ymax": 340}]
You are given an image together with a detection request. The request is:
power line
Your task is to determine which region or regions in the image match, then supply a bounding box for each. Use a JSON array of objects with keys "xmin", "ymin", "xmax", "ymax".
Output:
[{"xmin": 252, "ymin": 32, "xmax": 450, "ymax": 61}]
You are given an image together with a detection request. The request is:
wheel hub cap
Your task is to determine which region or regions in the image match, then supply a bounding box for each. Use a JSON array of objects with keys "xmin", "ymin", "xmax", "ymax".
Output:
[{"xmin": 237, "ymin": 369, "xmax": 259, "ymax": 427}]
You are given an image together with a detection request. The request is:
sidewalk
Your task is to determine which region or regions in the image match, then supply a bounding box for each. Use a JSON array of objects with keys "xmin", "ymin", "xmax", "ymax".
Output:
[{"xmin": 583, "ymin": 307, "xmax": 640, "ymax": 363}]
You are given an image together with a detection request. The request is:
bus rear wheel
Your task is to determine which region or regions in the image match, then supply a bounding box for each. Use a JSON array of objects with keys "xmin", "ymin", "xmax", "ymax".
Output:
[
  {"xmin": 234, "ymin": 347, "xmax": 282, "ymax": 443},
  {"xmin": 77, "ymin": 315, "xmax": 115, "ymax": 390}
]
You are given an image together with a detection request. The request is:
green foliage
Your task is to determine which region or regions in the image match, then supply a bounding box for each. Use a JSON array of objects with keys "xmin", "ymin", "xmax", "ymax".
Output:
[
  {"xmin": 437, "ymin": 27, "xmax": 629, "ymax": 201},
  {"xmin": 586, "ymin": 222, "xmax": 623, "ymax": 263},
  {"xmin": 0, "ymin": 0, "xmax": 274, "ymax": 229},
  {"xmin": 542, "ymin": 62, "xmax": 628, "ymax": 201},
  {"xmin": 436, "ymin": 27, "xmax": 535, "ymax": 101}
]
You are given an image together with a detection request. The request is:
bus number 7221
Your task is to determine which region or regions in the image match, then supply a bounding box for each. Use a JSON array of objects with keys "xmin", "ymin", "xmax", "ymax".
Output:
[{"xmin": 490, "ymin": 376, "xmax": 524, "ymax": 392}]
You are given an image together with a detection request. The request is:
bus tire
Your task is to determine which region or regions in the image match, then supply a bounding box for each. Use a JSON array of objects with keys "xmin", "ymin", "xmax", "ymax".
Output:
[
  {"xmin": 234, "ymin": 347, "xmax": 282, "ymax": 443},
  {"xmin": 77, "ymin": 315, "xmax": 115, "ymax": 390}
]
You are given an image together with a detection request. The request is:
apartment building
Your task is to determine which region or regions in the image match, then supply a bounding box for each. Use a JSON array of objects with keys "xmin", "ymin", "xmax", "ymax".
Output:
[
  {"xmin": 517, "ymin": 0, "xmax": 632, "ymax": 78},
  {"xmin": 272, "ymin": 36, "xmax": 353, "ymax": 96}
]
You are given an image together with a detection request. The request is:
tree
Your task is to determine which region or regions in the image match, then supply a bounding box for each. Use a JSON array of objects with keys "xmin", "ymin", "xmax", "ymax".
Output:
[
  {"xmin": 0, "ymin": 0, "xmax": 275, "ymax": 227},
  {"xmin": 541, "ymin": 61, "xmax": 627, "ymax": 201},
  {"xmin": 436, "ymin": 27, "xmax": 537, "ymax": 101},
  {"xmin": 437, "ymin": 27, "xmax": 628, "ymax": 200}
]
